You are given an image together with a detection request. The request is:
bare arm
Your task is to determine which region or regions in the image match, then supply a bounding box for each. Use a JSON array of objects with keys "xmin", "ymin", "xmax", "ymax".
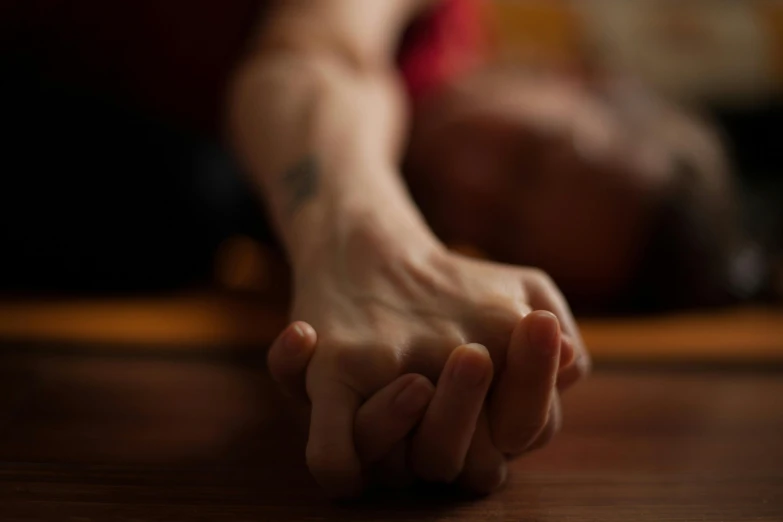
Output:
[
  {"xmin": 227, "ymin": 0, "xmax": 588, "ymax": 497},
  {"xmin": 228, "ymin": 0, "xmax": 441, "ymax": 269}
]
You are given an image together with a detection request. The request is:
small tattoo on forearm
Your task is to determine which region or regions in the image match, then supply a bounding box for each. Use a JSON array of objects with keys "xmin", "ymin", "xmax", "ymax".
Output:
[{"xmin": 281, "ymin": 155, "xmax": 319, "ymax": 216}]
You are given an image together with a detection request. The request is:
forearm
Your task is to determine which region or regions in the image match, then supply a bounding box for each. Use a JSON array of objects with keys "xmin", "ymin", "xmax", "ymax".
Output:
[{"xmin": 227, "ymin": 50, "xmax": 441, "ymax": 272}]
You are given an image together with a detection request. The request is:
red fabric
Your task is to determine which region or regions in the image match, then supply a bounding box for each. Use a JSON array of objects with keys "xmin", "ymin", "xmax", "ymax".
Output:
[
  {"xmin": 1, "ymin": 0, "xmax": 487, "ymax": 131},
  {"xmin": 398, "ymin": 0, "xmax": 489, "ymax": 102}
]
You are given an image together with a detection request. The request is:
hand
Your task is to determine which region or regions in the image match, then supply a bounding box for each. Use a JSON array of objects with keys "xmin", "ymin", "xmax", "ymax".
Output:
[
  {"xmin": 282, "ymin": 226, "xmax": 589, "ymax": 496},
  {"xmin": 268, "ymin": 322, "xmax": 437, "ymax": 490},
  {"xmin": 270, "ymin": 311, "xmax": 579, "ymax": 495}
]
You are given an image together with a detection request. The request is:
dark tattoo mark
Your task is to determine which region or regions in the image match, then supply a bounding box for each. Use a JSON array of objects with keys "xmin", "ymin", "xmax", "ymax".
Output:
[{"xmin": 281, "ymin": 155, "xmax": 319, "ymax": 216}]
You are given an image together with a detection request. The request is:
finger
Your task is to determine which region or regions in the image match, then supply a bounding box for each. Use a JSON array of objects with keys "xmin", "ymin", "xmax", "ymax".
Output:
[
  {"xmin": 557, "ymin": 350, "xmax": 589, "ymax": 391},
  {"xmin": 528, "ymin": 275, "xmax": 591, "ymax": 389},
  {"xmin": 410, "ymin": 343, "xmax": 493, "ymax": 483},
  {"xmin": 559, "ymin": 334, "xmax": 577, "ymax": 368},
  {"xmin": 306, "ymin": 381, "xmax": 364, "ymax": 498},
  {"xmin": 489, "ymin": 311, "xmax": 561, "ymax": 455},
  {"xmin": 556, "ymin": 334, "xmax": 585, "ymax": 392},
  {"xmin": 369, "ymin": 441, "xmax": 416, "ymax": 489},
  {"xmin": 556, "ymin": 334, "xmax": 590, "ymax": 392},
  {"xmin": 267, "ymin": 321, "xmax": 317, "ymax": 401},
  {"xmin": 458, "ymin": 410, "xmax": 508, "ymax": 495},
  {"xmin": 505, "ymin": 393, "xmax": 563, "ymax": 458},
  {"xmin": 355, "ymin": 374, "xmax": 434, "ymax": 465},
  {"xmin": 525, "ymin": 393, "xmax": 562, "ymax": 453}
]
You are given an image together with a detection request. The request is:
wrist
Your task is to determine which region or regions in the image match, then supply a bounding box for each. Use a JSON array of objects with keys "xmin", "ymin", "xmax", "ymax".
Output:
[
  {"xmin": 290, "ymin": 199, "xmax": 445, "ymax": 282},
  {"xmin": 276, "ymin": 156, "xmax": 443, "ymax": 269}
]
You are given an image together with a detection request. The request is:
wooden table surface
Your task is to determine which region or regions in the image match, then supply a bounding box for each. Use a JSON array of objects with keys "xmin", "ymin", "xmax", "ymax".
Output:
[{"xmin": 1, "ymin": 343, "xmax": 782, "ymax": 521}]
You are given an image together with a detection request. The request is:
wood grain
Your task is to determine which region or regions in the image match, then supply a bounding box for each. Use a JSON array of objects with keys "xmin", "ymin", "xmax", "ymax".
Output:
[{"xmin": 0, "ymin": 347, "xmax": 781, "ymax": 521}]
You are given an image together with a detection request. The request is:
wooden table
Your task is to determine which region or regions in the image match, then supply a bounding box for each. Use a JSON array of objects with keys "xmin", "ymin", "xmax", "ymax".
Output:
[{"xmin": 1, "ymin": 343, "xmax": 781, "ymax": 521}]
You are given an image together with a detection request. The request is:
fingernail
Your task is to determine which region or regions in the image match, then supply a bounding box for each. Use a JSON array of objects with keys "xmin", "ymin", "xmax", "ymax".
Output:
[
  {"xmin": 285, "ymin": 323, "xmax": 307, "ymax": 351},
  {"xmin": 528, "ymin": 313, "xmax": 559, "ymax": 355},
  {"xmin": 394, "ymin": 376, "xmax": 433, "ymax": 415},
  {"xmin": 453, "ymin": 344, "xmax": 490, "ymax": 387}
]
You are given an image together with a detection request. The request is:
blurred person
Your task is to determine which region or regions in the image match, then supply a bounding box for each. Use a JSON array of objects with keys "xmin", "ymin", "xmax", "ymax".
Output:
[
  {"xmin": 0, "ymin": 0, "xmax": 758, "ymax": 497},
  {"xmin": 405, "ymin": 68, "xmax": 750, "ymax": 312}
]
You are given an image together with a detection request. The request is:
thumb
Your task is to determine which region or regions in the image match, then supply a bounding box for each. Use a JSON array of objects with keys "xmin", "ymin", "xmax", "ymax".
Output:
[{"xmin": 267, "ymin": 321, "xmax": 317, "ymax": 401}]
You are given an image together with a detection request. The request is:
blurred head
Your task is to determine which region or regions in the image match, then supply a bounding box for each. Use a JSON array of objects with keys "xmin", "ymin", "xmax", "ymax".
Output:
[{"xmin": 406, "ymin": 67, "xmax": 747, "ymax": 311}]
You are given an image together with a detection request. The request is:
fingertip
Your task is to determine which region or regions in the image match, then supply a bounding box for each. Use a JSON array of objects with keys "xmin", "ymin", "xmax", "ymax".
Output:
[
  {"xmin": 507, "ymin": 311, "xmax": 561, "ymax": 363},
  {"xmin": 393, "ymin": 374, "xmax": 435, "ymax": 416},
  {"xmin": 267, "ymin": 322, "xmax": 317, "ymax": 399},
  {"xmin": 450, "ymin": 343, "xmax": 493, "ymax": 388},
  {"xmin": 462, "ymin": 342, "xmax": 491, "ymax": 358},
  {"xmin": 269, "ymin": 322, "xmax": 316, "ymax": 367}
]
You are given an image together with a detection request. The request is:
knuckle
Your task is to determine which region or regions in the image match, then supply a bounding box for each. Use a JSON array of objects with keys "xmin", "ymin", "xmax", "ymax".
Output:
[
  {"xmin": 511, "ymin": 303, "xmax": 529, "ymax": 321},
  {"xmin": 530, "ymin": 268, "xmax": 555, "ymax": 290},
  {"xmin": 490, "ymin": 297, "xmax": 527, "ymax": 324},
  {"xmin": 429, "ymin": 323, "xmax": 468, "ymax": 350},
  {"xmin": 504, "ymin": 306, "xmax": 529, "ymax": 336},
  {"xmin": 330, "ymin": 341, "xmax": 403, "ymax": 394},
  {"xmin": 407, "ymin": 326, "xmax": 467, "ymax": 373}
]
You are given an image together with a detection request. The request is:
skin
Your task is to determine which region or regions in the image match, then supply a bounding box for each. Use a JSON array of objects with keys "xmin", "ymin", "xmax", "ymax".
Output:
[
  {"xmin": 229, "ymin": 0, "xmax": 589, "ymax": 497},
  {"xmin": 268, "ymin": 312, "xmax": 573, "ymax": 494},
  {"xmin": 6, "ymin": 0, "xmax": 733, "ymax": 497}
]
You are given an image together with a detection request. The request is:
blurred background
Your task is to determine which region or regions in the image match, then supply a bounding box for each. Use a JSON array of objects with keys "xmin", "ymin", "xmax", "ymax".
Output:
[
  {"xmin": 0, "ymin": 0, "xmax": 781, "ymax": 354},
  {"xmin": 1, "ymin": 7, "xmax": 781, "ymax": 519},
  {"xmin": 487, "ymin": 0, "xmax": 783, "ymax": 295}
]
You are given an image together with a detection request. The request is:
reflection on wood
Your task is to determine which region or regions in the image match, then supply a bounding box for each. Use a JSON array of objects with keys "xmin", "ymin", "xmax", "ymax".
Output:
[{"xmin": 0, "ymin": 348, "xmax": 781, "ymax": 521}]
